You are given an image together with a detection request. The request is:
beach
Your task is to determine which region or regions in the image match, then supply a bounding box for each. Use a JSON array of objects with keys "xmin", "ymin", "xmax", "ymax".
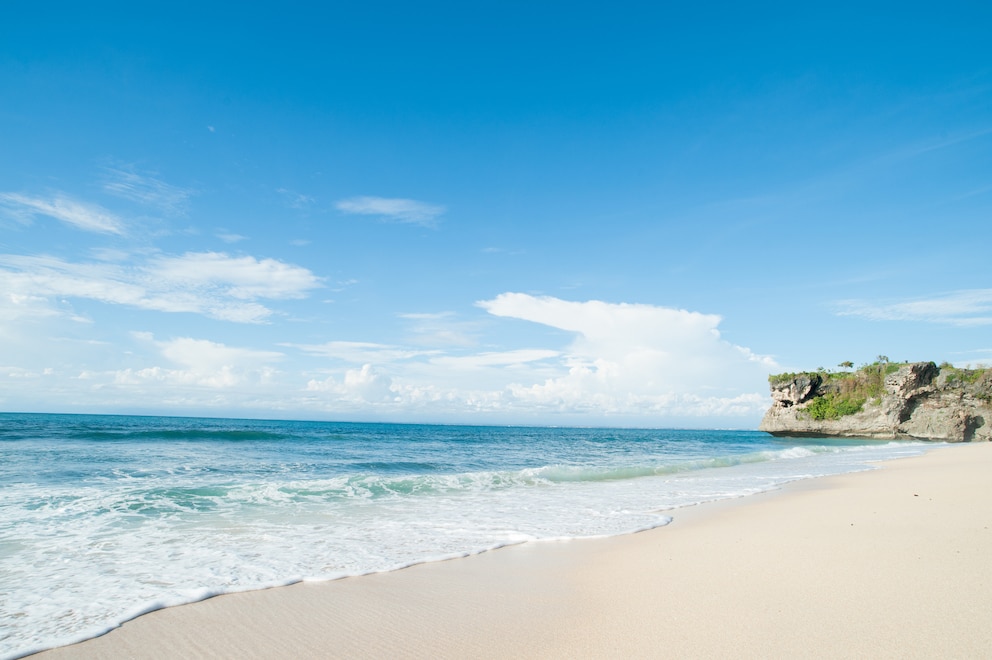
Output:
[{"xmin": 31, "ymin": 441, "xmax": 992, "ymax": 659}]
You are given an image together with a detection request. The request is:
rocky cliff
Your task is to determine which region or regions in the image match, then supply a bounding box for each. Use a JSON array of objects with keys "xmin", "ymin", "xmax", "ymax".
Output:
[{"xmin": 760, "ymin": 362, "xmax": 992, "ymax": 442}]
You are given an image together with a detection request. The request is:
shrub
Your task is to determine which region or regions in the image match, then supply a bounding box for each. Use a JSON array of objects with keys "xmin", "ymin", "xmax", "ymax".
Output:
[
  {"xmin": 804, "ymin": 393, "xmax": 866, "ymax": 420},
  {"xmin": 941, "ymin": 366, "xmax": 990, "ymax": 386}
]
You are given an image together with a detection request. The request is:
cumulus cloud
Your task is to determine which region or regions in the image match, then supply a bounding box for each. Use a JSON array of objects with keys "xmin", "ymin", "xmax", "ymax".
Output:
[
  {"xmin": 116, "ymin": 334, "xmax": 284, "ymax": 389},
  {"xmin": 298, "ymin": 294, "xmax": 776, "ymax": 423},
  {"xmin": 307, "ymin": 364, "xmax": 396, "ymax": 403},
  {"xmin": 836, "ymin": 289, "xmax": 992, "ymax": 326},
  {"xmin": 2, "ymin": 287, "xmax": 775, "ymax": 423},
  {"xmin": 0, "ymin": 251, "xmax": 322, "ymax": 323},
  {"xmin": 102, "ymin": 167, "xmax": 192, "ymax": 215},
  {"xmin": 0, "ymin": 192, "xmax": 126, "ymax": 234},
  {"xmin": 335, "ymin": 196, "xmax": 445, "ymax": 228},
  {"xmin": 475, "ymin": 293, "xmax": 777, "ymax": 416}
]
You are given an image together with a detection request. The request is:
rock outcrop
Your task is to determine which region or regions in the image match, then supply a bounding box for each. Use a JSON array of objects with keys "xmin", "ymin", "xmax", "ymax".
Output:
[{"xmin": 760, "ymin": 362, "xmax": 992, "ymax": 442}]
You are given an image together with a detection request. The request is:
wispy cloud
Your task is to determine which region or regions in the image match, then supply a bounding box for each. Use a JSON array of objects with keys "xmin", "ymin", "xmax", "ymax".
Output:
[
  {"xmin": 884, "ymin": 126, "xmax": 992, "ymax": 163},
  {"xmin": 277, "ymin": 188, "xmax": 315, "ymax": 210},
  {"xmin": 481, "ymin": 247, "xmax": 525, "ymax": 255},
  {"xmin": 216, "ymin": 231, "xmax": 248, "ymax": 243},
  {"xmin": 429, "ymin": 349, "xmax": 560, "ymax": 369},
  {"xmin": 0, "ymin": 251, "xmax": 323, "ymax": 324},
  {"xmin": 148, "ymin": 252, "xmax": 322, "ymax": 300},
  {"xmin": 102, "ymin": 167, "xmax": 192, "ymax": 215},
  {"xmin": 398, "ymin": 311, "xmax": 479, "ymax": 347},
  {"xmin": 946, "ymin": 348, "xmax": 992, "ymax": 368},
  {"xmin": 287, "ymin": 340, "xmax": 438, "ymax": 363},
  {"xmin": 335, "ymin": 196, "xmax": 445, "ymax": 228},
  {"xmin": 835, "ymin": 289, "xmax": 992, "ymax": 326},
  {"xmin": 0, "ymin": 192, "xmax": 126, "ymax": 235}
]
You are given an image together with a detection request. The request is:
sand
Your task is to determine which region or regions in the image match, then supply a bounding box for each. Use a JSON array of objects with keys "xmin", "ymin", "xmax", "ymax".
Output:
[{"xmin": 33, "ymin": 442, "xmax": 992, "ymax": 659}]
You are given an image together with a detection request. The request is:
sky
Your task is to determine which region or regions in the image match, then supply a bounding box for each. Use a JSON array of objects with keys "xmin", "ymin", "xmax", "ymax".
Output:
[{"xmin": 1, "ymin": 2, "xmax": 990, "ymax": 427}]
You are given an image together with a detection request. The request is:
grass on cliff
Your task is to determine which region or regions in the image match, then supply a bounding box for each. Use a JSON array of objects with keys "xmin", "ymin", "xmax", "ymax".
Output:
[
  {"xmin": 939, "ymin": 362, "xmax": 990, "ymax": 385},
  {"xmin": 768, "ymin": 359, "xmax": 909, "ymax": 421},
  {"xmin": 939, "ymin": 363, "xmax": 992, "ymax": 403},
  {"xmin": 804, "ymin": 393, "xmax": 867, "ymax": 420},
  {"xmin": 771, "ymin": 361, "xmax": 992, "ymax": 415}
]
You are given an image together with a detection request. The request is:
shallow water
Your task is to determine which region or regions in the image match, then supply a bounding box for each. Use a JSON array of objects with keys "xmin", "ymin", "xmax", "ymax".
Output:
[{"xmin": 0, "ymin": 413, "xmax": 930, "ymax": 659}]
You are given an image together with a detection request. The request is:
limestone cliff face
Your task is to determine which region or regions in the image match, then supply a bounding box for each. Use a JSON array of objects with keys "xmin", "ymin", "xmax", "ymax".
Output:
[{"xmin": 759, "ymin": 362, "xmax": 992, "ymax": 442}]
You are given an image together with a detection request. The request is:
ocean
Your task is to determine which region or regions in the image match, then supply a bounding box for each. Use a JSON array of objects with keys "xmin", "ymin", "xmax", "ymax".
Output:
[{"xmin": 0, "ymin": 412, "xmax": 931, "ymax": 659}]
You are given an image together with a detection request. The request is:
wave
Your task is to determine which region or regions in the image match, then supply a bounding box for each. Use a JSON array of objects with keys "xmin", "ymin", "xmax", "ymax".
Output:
[
  {"xmin": 14, "ymin": 428, "xmax": 295, "ymax": 445},
  {"xmin": 526, "ymin": 442, "xmax": 855, "ymax": 483},
  {"xmin": 72, "ymin": 441, "xmax": 911, "ymax": 514}
]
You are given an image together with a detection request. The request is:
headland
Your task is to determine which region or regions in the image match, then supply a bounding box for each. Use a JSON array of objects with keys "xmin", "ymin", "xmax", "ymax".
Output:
[{"xmin": 760, "ymin": 360, "xmax": 991, "ymax": 441}]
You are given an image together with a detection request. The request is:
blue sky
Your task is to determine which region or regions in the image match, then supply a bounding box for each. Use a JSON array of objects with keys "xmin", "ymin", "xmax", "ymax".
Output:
[{"xmin": 1, "ymin": 2, "xmax": 990, "ymax": 427}]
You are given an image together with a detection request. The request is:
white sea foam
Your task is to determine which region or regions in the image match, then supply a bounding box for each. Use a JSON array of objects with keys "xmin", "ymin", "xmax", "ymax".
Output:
[{"xmin": 0, "ymin": 418, "xmax": 933, "ymax": 659}]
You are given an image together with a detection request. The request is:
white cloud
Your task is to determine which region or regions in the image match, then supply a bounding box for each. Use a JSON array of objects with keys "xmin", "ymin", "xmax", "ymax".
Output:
[
  {"xmin": 836, "ymin": 289, "xmax": 992, "ymax": 326},
  {"xmin": 474, "ymin": 293, "xmax": 776, "ymax": 416},
  {"xmin": 289, "ymin": 340, "xmax": 438, "ymax": 363},
  {"xmin": 0, "ymin": 251, "xmax": 322, "ymax": 324},
  {"xmin": 298, "ymin": 294, "xmax": 775, "ymax": 423},
  {"xmin": 115, "ymin": 334, "xmax": 284, "ymax": 389},
  {"xmin": 0, "ymin": 290, "xmax": 61, "ymax": 323},
  {"xmin": 0, "ymin": 192, "xmax": 125, "ymax": 234},
  {"xmin": 398, "ymin": 311, "xmax": 479, "ymax": 347},
  {"xmin": 1, "ymin": 366, "xmax": 54, "ymax": 379},
  {"xmin": 430, "ymin": 349, "xmax": 560, "ymax": 369},
  {"xmin": 335, "ymin": 196, "xmax": 445, "ymax": 228},
  {"xmin": 156, "ymin": 336, "xmax": 283, "ymax": 370},
  {"xmin": 0, "ymin": 288, "xmax": 775, "ymax": 424},
  {"xmin": 330, "ymin": 279, "xmax": 359, "ymax": 292},
  {"xmin": 0, "ymin": 255, "xmax": 147, "ymax": 309},
  {"xmin": 102, "ymin": 167, "xmax": 192, "ymax": 215},
  {"xmin": 148, "ymin": 252, "xmax": 323, "ymax": 300},
  {"xmin": 307, "ymin": 364, "xmax": 396, "ymax": 403},
  {"xmin": 216, "ymin": 232, "xmax": 248, "ymax": 243}
]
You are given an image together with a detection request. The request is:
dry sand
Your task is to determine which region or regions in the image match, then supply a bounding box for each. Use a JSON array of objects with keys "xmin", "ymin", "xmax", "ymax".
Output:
[{"xmin": 34, "ymin": 442, "xmax": 992, "ymax": 659}]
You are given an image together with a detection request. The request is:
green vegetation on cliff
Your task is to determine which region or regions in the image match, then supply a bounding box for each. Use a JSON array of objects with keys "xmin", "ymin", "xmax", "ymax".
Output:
[
  {"xmin": 940, "ymin": 362, "xmax": 989, "ymax": 385},
  {"xmin": 804, "ymin": 392, "xmax": 866, "ymax": 420},
  {"xmin": 769, "ymin": 360, "xmax": 992, "ymax": 421},
  {"xmin": 763, "ymin": 360, "xmax": 992, "ymax": 441}
]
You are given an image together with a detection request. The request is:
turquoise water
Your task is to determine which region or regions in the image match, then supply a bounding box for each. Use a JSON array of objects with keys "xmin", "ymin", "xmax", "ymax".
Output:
[{"xmin": 0, "ymin": 413, "xmax": 930, "ymax": 658}]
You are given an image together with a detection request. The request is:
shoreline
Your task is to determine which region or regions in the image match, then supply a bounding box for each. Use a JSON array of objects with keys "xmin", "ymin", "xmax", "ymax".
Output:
[{"xmin": 32, "ymin": 442, "xmax": 992, "ymax": 659}]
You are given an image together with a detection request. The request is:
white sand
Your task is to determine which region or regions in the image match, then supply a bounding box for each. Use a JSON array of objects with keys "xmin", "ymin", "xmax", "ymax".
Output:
[{"xmin": 34, "ymin": 443, "xmax": 992, "ymax": 659}]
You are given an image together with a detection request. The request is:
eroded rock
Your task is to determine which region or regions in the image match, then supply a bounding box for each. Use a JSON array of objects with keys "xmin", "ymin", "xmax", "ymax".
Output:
[{"xmin": 759, "ymin": 362, "xmax": 992, "ymax": 442}]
